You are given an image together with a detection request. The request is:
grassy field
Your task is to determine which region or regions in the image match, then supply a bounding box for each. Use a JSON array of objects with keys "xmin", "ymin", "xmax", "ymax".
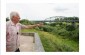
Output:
[{"xmin": 21, "ymin": 29, "xmax": 79, "ymax": 52}]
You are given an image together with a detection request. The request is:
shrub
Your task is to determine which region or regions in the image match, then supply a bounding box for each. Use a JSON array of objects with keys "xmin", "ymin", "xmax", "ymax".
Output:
[
  {"xmin": 68, "ymin": 28, "xmax": 79, "ymax": 41},
  {"xmin": 66, "ymin": 25, "xmax": 76, "ymax": 31},
  {"xmin": 19, "ymin": 19, "xmax": 32, "ymax": 25},
  {"xmin": 50, "ymin": 23, "xmax": 56, "ymax": 26},
  {"xmin": 41, "ymin": 25, "xmax": 54, "ymax": 32},
  {"xmin": 57, "ymin": 29, "xmax": 69, "ymax": 36}
]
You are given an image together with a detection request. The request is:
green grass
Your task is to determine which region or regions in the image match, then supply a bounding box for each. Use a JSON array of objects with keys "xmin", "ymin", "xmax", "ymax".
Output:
[{"xmin": 21, "ymin": 29, "xmax": 79, "ymax": 52}]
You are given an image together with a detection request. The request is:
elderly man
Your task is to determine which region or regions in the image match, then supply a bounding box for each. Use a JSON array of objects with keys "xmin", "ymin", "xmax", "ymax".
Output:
[{"xmin": 6, "ymin": 11, "xmax": 43, "ymax": 52}]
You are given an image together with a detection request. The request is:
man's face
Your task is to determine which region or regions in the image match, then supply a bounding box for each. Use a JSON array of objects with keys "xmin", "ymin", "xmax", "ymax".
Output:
[{"xmin": 12, "ymin": 15, "xmax": 20, "ymax": 23}]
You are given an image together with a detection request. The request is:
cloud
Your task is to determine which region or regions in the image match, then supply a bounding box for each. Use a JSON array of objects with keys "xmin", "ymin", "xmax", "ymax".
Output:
[
  {"xmin": 6, "ymin": 3, "xmax": 79, "ymax": 20},
  {"xmin": 54, "ymin": 7, "xmax": 69, "ymax": 12}
]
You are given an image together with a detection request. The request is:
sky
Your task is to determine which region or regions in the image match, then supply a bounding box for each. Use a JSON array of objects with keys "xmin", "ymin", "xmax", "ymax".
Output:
[{"xmin": 6, "ymin": 3, "xmax": 79, "ymax": 20}]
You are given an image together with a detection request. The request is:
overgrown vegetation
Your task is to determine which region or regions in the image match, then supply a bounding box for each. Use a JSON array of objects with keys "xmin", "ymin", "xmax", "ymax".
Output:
[
  {"xmin": 21, "ymin": 16, "xmax": 79, "ymax": 52},
  {"xmin": 36, "ymin": 22, "xmax": 79, "ymax": 41},
  {"xmin": 6, "ymin": 16, "xmax": 79, "ymax": 52},
  {"xmin": 21, "ymin": 29, "xmax": 79, "ymax": 52}
]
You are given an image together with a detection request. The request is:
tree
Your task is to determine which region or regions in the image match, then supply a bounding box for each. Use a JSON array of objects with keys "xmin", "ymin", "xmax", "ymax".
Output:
[
  {"xmin": 55, "ymin": 18, "xmax": 59, "ymax": 22},
  {"xmin": 19, "ymin": 19, "xmax": 31, "ymax": 25},
  {"xmin": 6, "ymin": 17, "xmax": 9, "ymax": 22}
]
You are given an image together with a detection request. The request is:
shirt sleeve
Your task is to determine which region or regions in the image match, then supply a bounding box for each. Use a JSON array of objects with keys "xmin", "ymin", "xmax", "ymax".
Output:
[
  {"xmin": 19, "ymin": 23, "xmax": 28, "ymax": 29},
  {"xmin": 6, "ymin": 22, "xmax": 9, "ymax": 36}
]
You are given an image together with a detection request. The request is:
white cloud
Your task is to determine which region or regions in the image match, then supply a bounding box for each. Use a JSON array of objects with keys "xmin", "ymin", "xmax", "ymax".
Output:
[{"xmin": 6, "ymin": 3, "xmax": 79, "ymax": 20}]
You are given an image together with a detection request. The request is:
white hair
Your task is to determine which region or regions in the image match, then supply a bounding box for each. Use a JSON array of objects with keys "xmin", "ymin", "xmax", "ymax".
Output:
[{"xmin": 10, "ymin": 11, "xmax": 19, "ymax": 19}]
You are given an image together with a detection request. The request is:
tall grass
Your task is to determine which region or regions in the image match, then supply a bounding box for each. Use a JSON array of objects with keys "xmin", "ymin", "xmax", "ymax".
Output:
[{"xmin": 21, "ymin": 29, "xmax": 79, "ymax": 52}]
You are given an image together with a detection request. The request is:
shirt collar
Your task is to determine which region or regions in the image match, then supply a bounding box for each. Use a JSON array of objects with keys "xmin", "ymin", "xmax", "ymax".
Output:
[{"xmin": 10, "ymin": 20, "xmax": 16, "ymax": 26}]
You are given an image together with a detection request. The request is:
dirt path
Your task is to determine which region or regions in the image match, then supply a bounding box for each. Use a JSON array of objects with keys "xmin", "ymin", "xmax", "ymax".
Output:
[{"xmin": 19, "ymin": 35, "xmax": 34, "ymax": 52}]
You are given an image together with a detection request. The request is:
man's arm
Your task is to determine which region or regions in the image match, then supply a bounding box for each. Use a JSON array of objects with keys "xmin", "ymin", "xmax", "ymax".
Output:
[
  {"xmin": 25, "ymin": 24, "xmax": 38, "ymax": 29},
  {"xmin": 20, "ymin": 23, "xmax": 43, "ymax": 29}
]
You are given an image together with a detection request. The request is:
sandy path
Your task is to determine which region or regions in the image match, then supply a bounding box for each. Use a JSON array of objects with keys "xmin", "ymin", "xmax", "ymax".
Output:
[{"xmin": 19, "ymin": 35, "xmax": 34, "ymax": 52}]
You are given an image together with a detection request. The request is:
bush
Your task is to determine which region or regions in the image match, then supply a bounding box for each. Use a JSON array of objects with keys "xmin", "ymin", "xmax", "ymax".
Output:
[
  {"xmin": 41, "ymin": 25, "xmax": 54, "ymax": 32},
  {"xmin": 66, "ymin": 25, "xmax": 76, "ymax": 31},
  {"xmin": 68, "ymin": 28, "xmax": 79, "ymax": 41},
  {"xmin": 6, "ymin": 17, "xmax": 9, "ymax": 22},
  {"xmin": 21, "ymin": 29, "xmax": 79, "ymax": 52},
  {"xmin": 57, "ymin": 29, "xmax": 69, "ymax": 36},
  {"xmin": 19, "ymin": 19, "xmax": 32, "ymax": 25},
  {"xmin": 50, "ymin": 23, "xmax": 56, "ymax": 26},
  {"xmin": 35, "ymin": 22, "xmax": 79, "ymax": 41}
]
